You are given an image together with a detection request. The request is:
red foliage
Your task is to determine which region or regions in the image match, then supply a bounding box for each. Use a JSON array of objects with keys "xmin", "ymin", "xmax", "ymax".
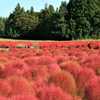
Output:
[
  {"xmin": 7, "ymin": 56, "xmax": 18, "ymax": 61},
  {"xmin": 46, "ymin": 63, "xmax": 61, "ymax": 75},
  {"xmin": 6, "ymin": 59, "xmax": 29, "ymax": 73},
  {"xmin": 83, "ymin": 61, "xmax": 100, "ymax": 75},
  {"xmin": 30, "ymin": 65, "xmax": 47, "ymax": 81},
  {"xmin": 84, "ymin": 54, "xmax": 100, "ymax": 63},
  {"xmin": 30, "ymin": 77, "xmax": 47, "ymax": 93},
  {"xmin": 73, "ymin": 97, "xmax": 82, "ymax": 100},
  {"xmin": 53, "ymin": 56, "xmax": 70, "ymax": 64},
  {"xmin": 70, "ymin": 56, "xmax": 78, "ymax": 61},
  {"xmin": 38, "ymin": 56, "xmax": 54, "ymax": 65},
  {"xmin": 1, "ymin": 66, "xmax": 21, "ymax": 78},
  {"xmin": 48, "ymin": 70, "xmax": 77, "ymax": 97},
  {"xmin": 0, "ymin": 64, "xmax": 5, "ymax": 73},
  {"xmin": 0, "ymin": 57, "xmax": 9, "ymax": 64},
  {"xmin": 0, "ymin": 96, "xmax": 6, "ymax": 100},
  {"xmin": 0, "ymin": 79, "xmax": 11, "ymax": 97},
  {"xmin": 72, "ymin": 67, "xmax": 96, "ymax": 98},
  {"xmin": 24, "ymin": 57, "xmax": 39, "ymax": 66},
  {"xmin": 21, "ymin": 53, "xmax": 34, "ymax": 58},
  {"xmin": 59, "ymin": 61, "xmax": 80, "ymax": 73},
  {"xmin": 84, "ymin": 76, "xmax": 100, "ymax": 100},
  {"xmin": 44, "ymin": 51, "xmax": 52, "ymax": 57},
  {"xmin": 36, "ymin": 85, "xmax": 73, "ymax": 100},
  {"xmin": 10, "ymin": 94, "xmax": 37, "ymax": 100},
  {"xmin": 22, "ymin": 69, "xmax": 32, "ymax": 81},
  {"xmin": 50, "ymin": 50, "xmax": 63, "ymax": 57},
  {"xmin": 7, "ymin": 76, "xmax": 34, "ymax": 96},
  {"xmin": 36, "ymin": 50, "xmax": 44, "ymax": 56}
]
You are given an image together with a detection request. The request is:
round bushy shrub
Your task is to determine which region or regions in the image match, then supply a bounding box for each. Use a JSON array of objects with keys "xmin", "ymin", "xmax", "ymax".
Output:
[
  {"xmin": 6, "ymin": 59, "xmax": 29, "ymax": 75},
  {"xmin": 1, "ymin": 66, "xmax": 21, "ymax": 78},
  {"xmin": 48, "ymin": 70, "xmax": 77, "ymax": 97},
  {"xmin": 38, "ymin": 56, "xmax": 54, "ymax": 65},
  {"xmin": 36, "ymin": 50, "xmax": 44, "ymax": 56},
  {"xmin": 0, "ymin": 57, "xmax": 9, "ymax": 65},
  {"xmin": 53, "ymin": 56, "xmax": 70, "ymax": 64},
  {"xmin": 72, "ymin": 67, "xmax": 96, "ymax": 98},
  {"xmin": 36, "ymin": 85, "xmax": 73, "ymax": 100},
  {"xmin": 84, "ymin": 76, "xmax": 100, "ymax": 100},
  {"xmin": 46, "ymin": 63, "xmax": 61, "ymax": 75},
  {"xmin": 0, "ymin": 96, "xmax": 6, "ymax": 100},
  {"xmin": 24, "ymin": 57, "xmax": 39, "ymax": 66},
  {"xmin": 6, "ymin": 76, "xmax": 34, "ymax": 96},
  {"xmin": 0, "ymin": 79, "xmax": 11, "ymax": 97},
  {"xmin": 83, "ymin": 61, "xmax": 100, "ymax": 76},
  {"xmin": 30, "ymin": 78, "xmax": 47, "ymax": 93},
  {"xmin": 59, "ymin": 61, "xmax": 80, "ymax": 73},
  {"xmin": 30, "ymin": 65, "xmax": 47, "ymax": 81}
]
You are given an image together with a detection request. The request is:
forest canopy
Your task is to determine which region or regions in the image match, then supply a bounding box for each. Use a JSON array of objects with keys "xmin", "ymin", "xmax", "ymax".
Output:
[{"xmin": 1, "ymin": 0, "xmax": 100, "ymax": 40}]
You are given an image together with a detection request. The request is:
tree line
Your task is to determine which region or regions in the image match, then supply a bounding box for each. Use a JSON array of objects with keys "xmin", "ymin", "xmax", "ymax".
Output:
[{"xmin": 0, "ymin": 0, "xmax": 100, "ymax": 40}]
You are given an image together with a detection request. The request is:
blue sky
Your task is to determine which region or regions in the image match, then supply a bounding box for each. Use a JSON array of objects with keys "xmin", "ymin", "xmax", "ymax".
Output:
[{"xmin": 0, "ymin": 0, "xmax": 69, "ymax": 18}]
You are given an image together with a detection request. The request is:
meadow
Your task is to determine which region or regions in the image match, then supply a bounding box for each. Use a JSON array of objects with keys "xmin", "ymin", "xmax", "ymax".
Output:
[{"xmin": 0, "ymin": 39, "xmax": 100, "ymax": 100}]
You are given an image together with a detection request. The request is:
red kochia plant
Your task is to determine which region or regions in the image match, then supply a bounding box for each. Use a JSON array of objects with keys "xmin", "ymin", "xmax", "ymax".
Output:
[
  {"xmin": 50, "ymin": 50, "xmax": 63, "ymax": 57},
  {"xmin": 36, "ymin": 85, "xmax": 73, "ymax": 100},
  {"xmin": 1, "ymin": 66, "xmax": 21, "ymax": 78},
  {"xmin": 0, "ymin": 79, "xmax": 11, "ymax": 97},
  {"xmin": 72, "ymin": 67, "xmax": 96, "ymax": 98},
  {"xmin": 53, "ymin": 56, "xmax": 70, "ymax": 64},
  {"xmin": 0, "ymin": 96, "xmax": 6, "ymax": 100},
  {"xmin": 59, "ymin": 61, "xmax": 80, "ymax": 73},
  {"xmin": 30, "ymin": 77, "xmax": 47, "ymax": 93},
  {"xmin": 38, "ymin": 56, "xmax": 54, "ymax": 65},
  {"xmin": 0, "ymin": 57, "xmax": 9, "ymax": 64},
  {"xmin": 7, "ymin": 76, "xmax": 34, "ymax": 96},
  {"xmin": 84, "ymin": 76, "xmax": 100, "ymax": 100},
  {"xmin": 46, "ymin": 63, "xmax": 61, "ymax": 75},
  {"xmin": 73, "ymin": 97, "xmax": 82, "ymax": 100},
  {"xmin": 70, "ymin": 56, "xmax": 78, "ymax": 61},
  {"xmin": 83, "ymin": 61, "xmax": 100, "ymax": 76},
  {"xmin": 10, "ymin": 94, "xmax": 37, "ymax": 100},
  {"xmin": 84, "ymin": 54, "xmax": 100, "ymax": 63},
  {"xmin": 6, "ymin": 59, "xmax": 29, "ymax": 74},
  {"xmin": 24, "ymin": 57, "xmax": 39, "ymax": 66},
  {"xmin": 0, "ymin": 64, "xmax": 5, "ymax": 73},
  {"xmin": 48, "ymin": 70, "xmax": 77, "ymax": 97},
  {"xmin": 21, "ymin": 53, "xmax": 34, "ymax": 58},
  {"xmin": 30, "ymin": 65, "xmax": 47, "ymax": 81},
  {"xmin": 36, "ymin": 50, "xmax": 44, "ymax": 56}
]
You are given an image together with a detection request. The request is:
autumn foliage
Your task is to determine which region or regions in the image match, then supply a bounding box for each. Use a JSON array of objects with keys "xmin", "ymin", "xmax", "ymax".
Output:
[{"xmin": 0, "ymin": 41, "xmax": 100, "ymax": 99}]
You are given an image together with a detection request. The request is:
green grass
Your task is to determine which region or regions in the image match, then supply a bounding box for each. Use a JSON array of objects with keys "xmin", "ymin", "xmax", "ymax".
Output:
[
  {"xmin": 0, "ymin": 38, "xmax": 100, "ymax": 42},
  {"xmin": 0, "ymin": 48, "xmax": 9, "ymax": 50},
  {"xmin": 0, "ymin": 38, "xmax": 57, "ymax": 42}
]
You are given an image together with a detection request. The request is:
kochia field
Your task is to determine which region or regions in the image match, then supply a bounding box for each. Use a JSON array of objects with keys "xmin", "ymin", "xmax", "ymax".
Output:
[{"xmin": 0, "ymin": 41, "xmax": 100, "ymax": 100}]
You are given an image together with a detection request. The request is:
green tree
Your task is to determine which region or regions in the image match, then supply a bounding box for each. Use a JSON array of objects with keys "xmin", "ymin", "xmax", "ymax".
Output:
[
  {"xmin": 67, "ymin": 0, "xmax": 97, "ymax": 39},
  {"xmin": 36, "ymin": 3, "xmax": 56, "ymax": 39},
  {"xmin": 30, "ymin": 6, "xmax": 34, "ymax": 15},
  {"xmin": 68, "ymin": 18, "xmax": 77, "ymax": 40},
  {"xmin": 91, "ymin": 12, "xmax": 100, "ymax": 39},
  {"xmin": 52, "ymin": 1, "xmax": 69, "ymax": 40},
  {"xmin": 0, "ymin": 17, "xmax": 5, "ymax": 35},
  {"xmin": 14, "ymin": 12, "xmax": 39, "ymax": 38},
  {"xmin": 4, "ymin": 3, "xmax": 39, "ymax": 39}
]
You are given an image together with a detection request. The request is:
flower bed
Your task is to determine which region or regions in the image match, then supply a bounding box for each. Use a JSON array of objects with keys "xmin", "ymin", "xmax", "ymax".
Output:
[{"xmin": 0, "ymin": 41, "xmax": 100, "ymax": 100}]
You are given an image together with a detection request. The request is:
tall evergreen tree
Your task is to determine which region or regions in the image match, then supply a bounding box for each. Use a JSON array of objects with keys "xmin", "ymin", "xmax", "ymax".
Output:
[
  {"xmin": 0, "ymin": 17, "xmax": 5, "ymax": 35},
  {"xmin": 30, "ymin": 6, "xmax": 34, "ymax": 15},
  {"xmin": 91, "ymin": 12, "xmax": 100, "ymax": 39},
  {"xmin": 67, "ymin": 0, "xmax": 98, "ymax": 39},
  {"xmin": 52, "ymin": 1, "xmax": 69, "ymax": 40}
]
